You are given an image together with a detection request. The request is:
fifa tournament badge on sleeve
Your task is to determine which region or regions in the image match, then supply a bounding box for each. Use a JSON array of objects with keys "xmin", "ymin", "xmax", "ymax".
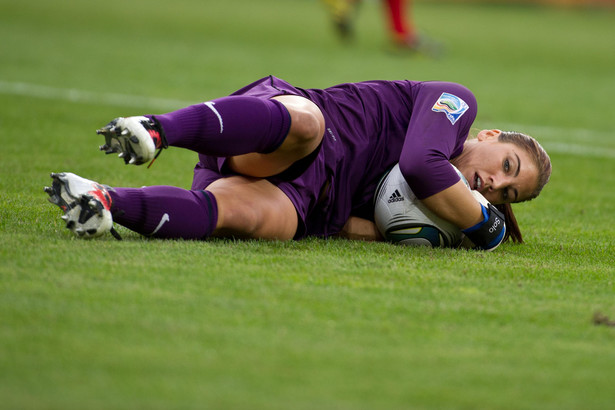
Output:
[{"xmin": 432, "ymin": 92, "xmax": 469, "ymax": 125}]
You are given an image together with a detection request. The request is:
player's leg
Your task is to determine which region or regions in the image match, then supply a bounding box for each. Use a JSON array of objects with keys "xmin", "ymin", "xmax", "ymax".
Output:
[
  {"xmin": 98, "ymin": 95, "xmax": 325, "ymax": 177},
  {"xmin": 46, "ymin": 173, "xmax": 298, "ymax": 241},
  {"xmin": 108, "ymin": 185, "xmax": 219, "ymax": 239},
  {"xmin": 45, "ymin": 172, "xmax": 219, "ymax": 240},
  {"xmin": 382, "ymin": 0, "xmax": 442, "ymax": 56},
  {"xmin": 321, "ymin": 0, "xmax": 361, "ymax": 41},
  {"xmin": 226, "ymin": 95, "xmax": 325, "ymax": 177},
  {"xmin": 109, "ymin": 176, "xmax": 297, "ymax": 240},
  {"xmin": 384, "ymin": 0, "xmax": 416, "ymax": 45},
  {"xmin": 111, "ymin": 176, "xmax": 297, "ymax": 240},
  {"xmin": 206, "ymin": 176, "xmax": 298, "ymax": 240}
]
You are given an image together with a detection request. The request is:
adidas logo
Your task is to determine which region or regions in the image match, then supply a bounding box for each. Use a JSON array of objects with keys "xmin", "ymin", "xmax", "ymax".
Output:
[{"xmin": 388, "ymin": 189, "xmax": 404, "ymax": 203}]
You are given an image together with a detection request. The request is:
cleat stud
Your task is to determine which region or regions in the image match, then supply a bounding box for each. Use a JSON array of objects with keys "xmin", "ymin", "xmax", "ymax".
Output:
[
  {"xmin": 44, "ymin": 186, "xmax": 53, "ymax": 194},
  {"xmin": 61, "ymin": 215, "xmax": 69, "ymax": 221}
]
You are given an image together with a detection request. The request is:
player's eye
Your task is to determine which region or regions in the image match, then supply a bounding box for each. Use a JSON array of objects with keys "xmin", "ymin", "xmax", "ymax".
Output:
[
  {"xmin": 503, "ymin": 158, "xmax": 510, "ymax": 173},
  {"xmin": 502, "ymin": 189, "xmax": 509, "ymax": 201}
]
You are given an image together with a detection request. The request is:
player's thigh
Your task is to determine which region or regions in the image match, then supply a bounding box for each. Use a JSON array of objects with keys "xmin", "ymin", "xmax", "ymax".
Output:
[
  {"xmin": 228, "ymin": 95, "xmax": 325, "ymax": 177},
  {"xmin": 206, "ymin": 176, "xmax": 298, "ymax": 240}
]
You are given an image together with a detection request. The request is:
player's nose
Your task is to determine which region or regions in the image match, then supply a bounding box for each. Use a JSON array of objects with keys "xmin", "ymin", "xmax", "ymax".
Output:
[{"xmin": 488, "ymin": 173, "xmax": 511, "ymax": 190}]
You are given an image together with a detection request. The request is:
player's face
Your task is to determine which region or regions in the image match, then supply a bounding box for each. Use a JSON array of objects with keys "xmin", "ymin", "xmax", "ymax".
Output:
[{"xmin": 456, "ymin": 130, "xmax": 539, "ymax": 204}]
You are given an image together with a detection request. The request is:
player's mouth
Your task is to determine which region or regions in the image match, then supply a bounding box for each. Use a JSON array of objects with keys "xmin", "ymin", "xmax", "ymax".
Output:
[{"xmin": 474, "ymin": 173, "xmax": 483, "ymax": 191}]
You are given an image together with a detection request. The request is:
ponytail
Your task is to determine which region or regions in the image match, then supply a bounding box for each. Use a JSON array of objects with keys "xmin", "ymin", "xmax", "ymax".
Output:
[{"xmin": 496, "ymin": 203, "xmax": 523, "ymax": 243}]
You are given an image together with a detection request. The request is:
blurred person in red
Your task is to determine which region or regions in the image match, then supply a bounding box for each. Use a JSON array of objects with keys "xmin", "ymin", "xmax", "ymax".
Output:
[{"xmin": 321, "ymin": 0, "xmax": 441, "ymax": 55}]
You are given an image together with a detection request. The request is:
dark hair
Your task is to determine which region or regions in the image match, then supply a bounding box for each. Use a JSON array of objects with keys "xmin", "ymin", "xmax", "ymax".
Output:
[
  {"xmin": 497, "ymin": 203, "xmax": 523, "ymax": 243},
  {"xmin": 498, "ymin": 131, "xmax": 552, "ymax": 202},
  {"xmin": 497, "ymin": 131, "xmax": 551, "ymax": 243}
]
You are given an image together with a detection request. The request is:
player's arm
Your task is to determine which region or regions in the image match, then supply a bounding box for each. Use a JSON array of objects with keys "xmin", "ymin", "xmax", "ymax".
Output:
[
  {"xmin": 399, "ymin": 153, "xmax": 507, "ymax": 251},
  {"xmin": 421, "ymin": 179, "xmax": 506, "ymax": 251},
  {"xmin": 338, "ymin": 216, "xmax": 384, "ymax": 241},
  {"xmin": 400, "ymin": 82, "xmax": 505, "ymax": 250},
  {"xmin": 421, "ymin": 180, "xmax": 483, "ymax": 229},
  {"xmin": 400, "ymin": 157, "xmax": 507, "ymax": 250}
]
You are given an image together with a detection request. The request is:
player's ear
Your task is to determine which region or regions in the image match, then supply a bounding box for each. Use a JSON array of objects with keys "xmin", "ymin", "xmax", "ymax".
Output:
[{"xmin": 477, "ymin": 129, "xmax": 502, "ymax": 142}]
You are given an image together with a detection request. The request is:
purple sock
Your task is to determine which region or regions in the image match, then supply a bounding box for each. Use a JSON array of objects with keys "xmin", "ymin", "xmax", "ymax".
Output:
[
  {"xmin": 109, "ymin": 186, "xmax": 218, "ymax": 240},
  {"xmin": 151, "ymin": 96, "xmax": 291, "ymax": 156}
]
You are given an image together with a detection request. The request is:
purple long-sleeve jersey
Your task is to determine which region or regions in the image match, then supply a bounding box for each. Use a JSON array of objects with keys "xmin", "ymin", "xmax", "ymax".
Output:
[{"xmin": 191, "ymin": 76, "xmax": 477, "ymax": 239}]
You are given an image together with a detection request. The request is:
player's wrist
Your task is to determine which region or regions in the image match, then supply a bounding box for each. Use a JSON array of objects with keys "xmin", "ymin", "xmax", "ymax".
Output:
[{"xmin": 462, "ymin": 203, "xmax": 506, "ymax": 251}]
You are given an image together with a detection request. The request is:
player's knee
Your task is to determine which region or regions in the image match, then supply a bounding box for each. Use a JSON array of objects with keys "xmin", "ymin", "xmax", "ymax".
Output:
[
  {"xmin": 283, "ymin": 99, "xmax": 325, "ymax": 150},
  {"xmin": 223, "ymin": 202, "xmax": 294, "ymax": 240},
  {"xmin": 214, "ymin": 200, "xmax": 260, "ymax": 238},
  {"xmin": 293, "ymin": 108, "xmax": 324, "ymax": 145},
  {"xmin": 239, "ymin": 208, "xmax": 261, "ymax": 236},
  {"xmin": 208, "ymin": 177, "xmax": 297, "ymax": 240}
]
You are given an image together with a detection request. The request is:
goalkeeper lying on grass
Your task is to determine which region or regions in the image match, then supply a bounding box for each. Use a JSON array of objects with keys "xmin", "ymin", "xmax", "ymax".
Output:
[{"xmin": 45, "ymin": 76, "xmax": 551, "ymax": 250}]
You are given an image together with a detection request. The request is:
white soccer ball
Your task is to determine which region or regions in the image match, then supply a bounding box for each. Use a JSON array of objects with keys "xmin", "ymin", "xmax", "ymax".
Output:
[{"xmin": 374, "ymin": 164, "xmax": 489, "ymax": 248}]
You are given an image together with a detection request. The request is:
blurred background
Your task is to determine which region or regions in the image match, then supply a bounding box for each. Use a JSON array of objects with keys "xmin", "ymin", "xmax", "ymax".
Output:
[{"xmin": 2, "ymin": 0, "xmax": 613, "ymax": 133}]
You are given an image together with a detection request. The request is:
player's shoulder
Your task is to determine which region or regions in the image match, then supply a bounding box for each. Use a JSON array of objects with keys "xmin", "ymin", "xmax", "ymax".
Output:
[
  {"xmin": 415, "ymin": 81, "xmax": 477, "ymax": 109},
  {"xmin": 410, "ymin": 81, "xmax": 477, "ymax": 128}
]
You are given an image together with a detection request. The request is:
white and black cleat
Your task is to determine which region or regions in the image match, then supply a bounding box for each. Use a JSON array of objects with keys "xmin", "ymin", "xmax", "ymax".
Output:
[
  {"xmin": 97, "ymin": 116, "xmax": 167, "ymax": 166},
  {"xmin": 45, "ymin": 172, "xmax": 121, "ymax": 240}
]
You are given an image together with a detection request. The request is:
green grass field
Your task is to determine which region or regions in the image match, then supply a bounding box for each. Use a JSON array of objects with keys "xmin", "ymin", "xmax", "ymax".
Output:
[{"xmin": 1, "ymin": 0, "xmax": 614, "ymax": 408}]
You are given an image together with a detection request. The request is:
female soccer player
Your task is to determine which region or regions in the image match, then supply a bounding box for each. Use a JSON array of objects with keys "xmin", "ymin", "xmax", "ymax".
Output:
[{"xmin": 45, "ymin": 76, "xmax": 551, "ymax": 250}]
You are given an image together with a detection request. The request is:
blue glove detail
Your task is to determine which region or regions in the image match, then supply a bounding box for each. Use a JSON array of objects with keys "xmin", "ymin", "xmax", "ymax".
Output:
[{"xmin": 462, "ymin": 203, "xmax": 506, "ymax": 251}]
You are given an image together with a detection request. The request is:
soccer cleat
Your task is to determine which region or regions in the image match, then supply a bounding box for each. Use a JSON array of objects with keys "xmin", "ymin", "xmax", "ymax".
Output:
[
  {"xmin": 44, "ymin": 172, "xmax": 121, "ymax": 240},
  {"xmin": 97, "ymin": 116, "xmax": 167, "ymax": 166}
]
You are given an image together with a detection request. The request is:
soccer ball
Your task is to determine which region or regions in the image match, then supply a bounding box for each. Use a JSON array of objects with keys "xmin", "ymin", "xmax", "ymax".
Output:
[{"xmin": 373, "ymin": 164, "xmax": 488, "ymax": 248}]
